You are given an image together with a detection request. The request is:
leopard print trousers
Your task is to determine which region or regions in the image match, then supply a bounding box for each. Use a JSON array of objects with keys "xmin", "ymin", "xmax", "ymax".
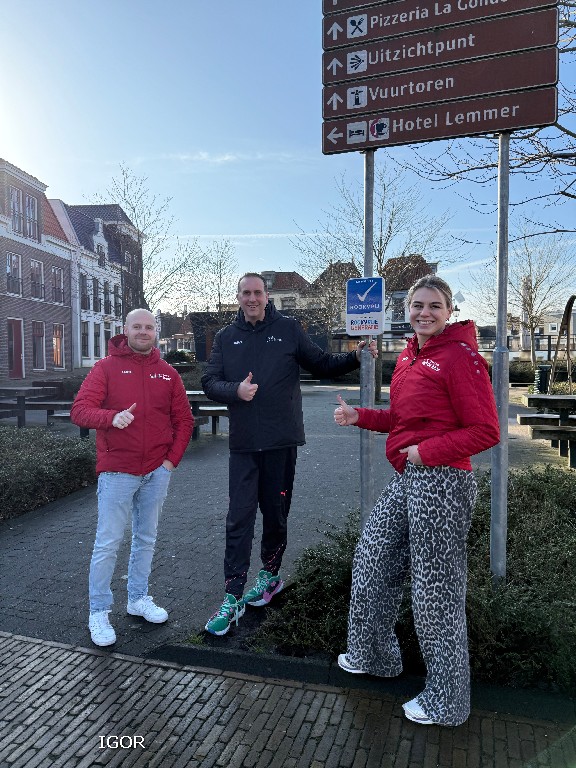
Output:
[{"xmin": 346, "ymin": 463, "xmax": 477, "ymax": 726}]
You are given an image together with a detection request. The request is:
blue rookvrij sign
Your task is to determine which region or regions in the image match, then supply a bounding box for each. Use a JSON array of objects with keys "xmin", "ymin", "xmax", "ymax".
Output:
[{"xmin": 346, "ymin": 276, "xmax": 384, "ymax": 335}]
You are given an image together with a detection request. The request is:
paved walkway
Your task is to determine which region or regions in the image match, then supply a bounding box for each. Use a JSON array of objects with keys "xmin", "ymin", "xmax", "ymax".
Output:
[{"xmin": 1, "ymin": 385, "xmax": 575, "ymax": 767}]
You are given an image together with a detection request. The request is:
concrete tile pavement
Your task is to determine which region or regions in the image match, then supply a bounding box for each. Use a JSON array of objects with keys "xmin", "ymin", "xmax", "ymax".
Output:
[{"xmin": 1, "ymin": 385, "xmax": 575, "ymax": 766}]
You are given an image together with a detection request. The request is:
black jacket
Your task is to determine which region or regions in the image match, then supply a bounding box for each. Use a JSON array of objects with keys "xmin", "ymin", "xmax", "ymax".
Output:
[{"xmin": 201, "ymin": 304, "xmax": 360, "ymax": 452}]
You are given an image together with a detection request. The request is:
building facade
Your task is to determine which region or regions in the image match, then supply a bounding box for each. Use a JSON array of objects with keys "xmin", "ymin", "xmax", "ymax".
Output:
[
  {"xmin": 0, "ymin": 159, "xmax": 143, "ymax": 380},
  {"xmin": 0, "ymin": 159, "xmax": 74, "ymax": 380}
]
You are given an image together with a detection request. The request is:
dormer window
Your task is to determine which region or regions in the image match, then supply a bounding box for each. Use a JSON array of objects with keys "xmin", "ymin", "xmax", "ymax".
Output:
[
  {"xmin": 25, "ymin": 194, "xmax": 38, "ymax": 240},
  {"xmin": 97, "ymin": 244, "xmax": 106, "ymax": 267},
  {"xmin": 10, "ymin": 187, "xmax": 23, "ymax": 235}
]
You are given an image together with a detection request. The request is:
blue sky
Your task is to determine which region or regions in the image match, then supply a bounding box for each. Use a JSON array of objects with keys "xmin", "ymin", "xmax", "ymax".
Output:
[{"xmin": 1, "ymin": 1, "xmax": 574, "ymax": 312}]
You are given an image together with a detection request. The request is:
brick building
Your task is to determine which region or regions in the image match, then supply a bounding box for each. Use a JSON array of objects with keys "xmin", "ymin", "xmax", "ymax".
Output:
[
  {"xmin": 0, "ymin": 159, "xmax": 74, "ymax": 380},
  {"xmin": 0, "ymin": 159, "xmax": 143, "ymax": 380}
]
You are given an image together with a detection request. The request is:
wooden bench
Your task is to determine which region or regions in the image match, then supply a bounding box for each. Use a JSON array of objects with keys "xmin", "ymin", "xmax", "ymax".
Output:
[
  {"xmin": 199, "ymin": 405, "xmax": 229, "ymax": 435},
  {"xmin": 192, "ymin": 414, "xmax": 209, "ymax": 441},
  {"xmin": 517, "ymin": 414, "xmax": 573, "ymax": 426},
  {"xmin": 529, "ymin": 425, "xmax": 576, "ymax": 468}
]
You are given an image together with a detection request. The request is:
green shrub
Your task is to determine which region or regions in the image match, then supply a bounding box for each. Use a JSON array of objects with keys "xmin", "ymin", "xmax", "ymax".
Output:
[
  {"xmin": 177, "ymin": 362, "xmax": 207, "ymax": 391},
  {"xmin": 0, "ymin": 427, "xmax": 96, "ymax": 520},
  {"xmin": 164, "ymin": 349, "xmax": 194, "ymax": 364},
  {"xmin": 509, "ymin": 361, "xmax": 535, "ymax": 383},
  {"xmin": 61, "ymin": 373, "xmax": 90, "ymax": 399},
  {"xmin": 254, "ymin": 466, "xmax": 576, "ymax": 694}
]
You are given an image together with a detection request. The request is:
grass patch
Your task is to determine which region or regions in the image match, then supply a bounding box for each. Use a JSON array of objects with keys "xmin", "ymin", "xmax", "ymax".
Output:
[
  {"xmin": 0, "ymin": 426, "xmax": 96, "ymax": 520},
  {"xmin": 253, "ymin": 466, "xmax": 576, "ymax": 695}
]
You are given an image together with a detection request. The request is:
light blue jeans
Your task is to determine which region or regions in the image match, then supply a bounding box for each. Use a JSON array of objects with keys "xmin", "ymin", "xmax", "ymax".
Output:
[{"xmin": 89, "ymin": 465, "xmax": 172, "ymax": 612}]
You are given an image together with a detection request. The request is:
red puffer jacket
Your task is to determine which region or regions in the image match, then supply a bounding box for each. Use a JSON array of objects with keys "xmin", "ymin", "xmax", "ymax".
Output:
[
  {"xmin": 355, "ymin": 321, "xmax": 499, "ymax": 473},
  {"xmin": 71, "ymin": 335, "xmax": 193, "ymax": 475}
]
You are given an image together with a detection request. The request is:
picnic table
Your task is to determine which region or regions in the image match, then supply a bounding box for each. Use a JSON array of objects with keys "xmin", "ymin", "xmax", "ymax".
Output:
[
  {"xmin": 520, "ymin": 394, "xmax": 576, "ymax": 468},
  {"xmin": 186, "ymin": 391, "xmax": 228, "ymax": 440},
  {"xmin": 0, "ymin": 385, "xmax": 58, "ymax": 428}
]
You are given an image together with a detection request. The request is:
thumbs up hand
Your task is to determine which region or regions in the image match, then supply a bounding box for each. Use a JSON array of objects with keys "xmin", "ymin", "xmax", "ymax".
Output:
[
  {"xmin": 238, "ymin": 372, "xmax": 259, "ymax": 402},
  {"xmin": 334, "ymin": 394, "xmax": 359, "ymax": 427},
  {"xmin": 112, "ymin": 403, "xmax": 137, "ymax": 429}
]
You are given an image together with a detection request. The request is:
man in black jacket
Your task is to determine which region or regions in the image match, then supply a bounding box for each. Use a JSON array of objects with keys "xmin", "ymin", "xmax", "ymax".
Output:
[{"xmin": 201, "ymin": 272, "xmax": 377, "ymax": 635}]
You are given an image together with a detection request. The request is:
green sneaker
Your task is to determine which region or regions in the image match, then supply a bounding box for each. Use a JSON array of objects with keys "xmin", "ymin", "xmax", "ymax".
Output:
[
  {"xmin": 243, "ymin": 569, "xmax": 284, "ymax": 607},
  {"xmin": 205, "ymin": 594, "xmax": 245, "ymax": 636}
]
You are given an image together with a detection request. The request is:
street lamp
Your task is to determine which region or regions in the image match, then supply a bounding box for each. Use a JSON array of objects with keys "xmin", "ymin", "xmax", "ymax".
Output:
[{"xmin": 453, "ymin": 303, "xmax": 460, "ymax": 320}]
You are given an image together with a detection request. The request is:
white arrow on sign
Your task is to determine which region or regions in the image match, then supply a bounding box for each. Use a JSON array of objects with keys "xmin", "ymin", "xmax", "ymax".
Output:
[
  {"xmin": 327, "ymin": 57, "xmax": 343, "ymax": 76},
  {"xmin": 327, "ymin": 93, "xmax": 344, "ymax": 111},
  {"xmin": 327, "ymin": 21, "xmax": 344, "ymax": 40},
  {"xmin": 327, "ymin": 127, "xmax": 344, "ymax": 144}
]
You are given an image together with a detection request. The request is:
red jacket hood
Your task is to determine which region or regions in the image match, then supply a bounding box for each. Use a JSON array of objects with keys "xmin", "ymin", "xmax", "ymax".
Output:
[
  {"xmin": 108, "ymin": 334, "xmax": 161, "ymax": 364},
  {"xmin": 406, "ymin": 320, "xmax": 488, "ymax": 370}
]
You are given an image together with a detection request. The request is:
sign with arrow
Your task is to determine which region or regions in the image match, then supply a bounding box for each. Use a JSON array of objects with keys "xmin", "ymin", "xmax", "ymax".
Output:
[
  {"xmin": 323, "ymin": 47, "xmax": 558, "ymax": 119},
  {"xmin": 323, "ymin": 8, "xmax": 558, "ymax": 85},
  {"xmin": 323, "ymin": 0, "xmax": 556, "ymax": 51},
  {"xmin": 323, "ymin": 87, "xmax": 558, "ymax": 154},
  {"xmin": 346, "ymin": 277, "xmax": 384, "ymax": 335}
]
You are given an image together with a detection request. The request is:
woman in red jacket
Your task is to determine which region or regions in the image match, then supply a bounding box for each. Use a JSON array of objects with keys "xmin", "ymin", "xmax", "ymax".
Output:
[{"xmin": 334, "ymin": 275, "xmax": 500, "ymax": 727}]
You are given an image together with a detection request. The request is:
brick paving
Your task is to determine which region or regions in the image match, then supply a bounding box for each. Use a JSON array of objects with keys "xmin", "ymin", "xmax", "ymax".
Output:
[
  {"xmin": 1, "ymin": 385, "xmax": 575, "ymax": 767},
  {"xmin": 1, "ymin": 633, "xmax": 575, "ymax": 768}
]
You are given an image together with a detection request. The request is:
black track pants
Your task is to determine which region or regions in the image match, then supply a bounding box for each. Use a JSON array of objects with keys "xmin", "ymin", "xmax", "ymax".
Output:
[{"xmin": 224, "ymin": 447, "xmax": 297, "ymax": 598}]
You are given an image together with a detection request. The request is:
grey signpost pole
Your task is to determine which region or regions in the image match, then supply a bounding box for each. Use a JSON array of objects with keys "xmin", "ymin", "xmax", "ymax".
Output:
[
  {"xmin": 360, "ymin": 149, "xmax": 376, "ymax": 529},
  {"xmin": 490, "ymin": 132, "xmax": 510, "ymax": 586}
]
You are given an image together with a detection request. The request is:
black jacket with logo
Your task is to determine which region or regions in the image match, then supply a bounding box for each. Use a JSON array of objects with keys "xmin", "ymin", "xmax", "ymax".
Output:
[{"xmin": 201, "ymin": 304, "xmax": 360, "ymax": 452}]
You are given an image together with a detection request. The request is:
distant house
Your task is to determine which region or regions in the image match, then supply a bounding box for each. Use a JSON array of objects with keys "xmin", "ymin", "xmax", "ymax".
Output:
[
  {"xmin": 0, "ymin": 159, "xmax": 74, "ymax": 380},
  {"xmin": 157, "ymin": 312, "xmax": 195, "ymax": 358}
]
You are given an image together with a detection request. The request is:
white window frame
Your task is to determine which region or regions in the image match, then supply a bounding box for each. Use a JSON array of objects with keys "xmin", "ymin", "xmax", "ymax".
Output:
[
  {"xmin": 32, "ymin": 321, "xmax": 46, "ymax": 371},
  {"xmin": 53, "ymin": 323, "xmax": 65, "ymax": 369},
  {"xmin": 6, "ymin": 252, "xmax": 22, "ymax": 296},
  {"xmin": 25, "ymin": 194, "xmax": 38, "ymax": 240},
  {"xmin": 10, "ymin": 186, "xmax": 23, "ymax": 234},
  {"xmin": 51, "ymin": 266, "xmax": 64, "ymax": 303},
  {"xmin": 30, "ymin": 259, "xmax": 44, "ymax": 300}
]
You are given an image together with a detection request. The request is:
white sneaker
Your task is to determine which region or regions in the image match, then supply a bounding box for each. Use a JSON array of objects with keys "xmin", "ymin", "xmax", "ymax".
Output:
[
  {"xmin": 127, "ymin": 595, "xmax": 168, "ymax": 623},
  {"xmin": 89, "ymin": 611, "xmax": 116, "ymax": 647},
  {"xmin": 403, "ymin": 697, "xmax": 435, "ymax": 725},
  {"xmin": 337, "ymin": 653, "xmax": 366, "ymax": 674}
]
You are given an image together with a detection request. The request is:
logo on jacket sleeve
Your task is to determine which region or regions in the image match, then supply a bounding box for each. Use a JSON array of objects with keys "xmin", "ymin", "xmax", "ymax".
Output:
[{"xmin": 233, "ymin": 340, "xmax": 243, "ymax": 345}]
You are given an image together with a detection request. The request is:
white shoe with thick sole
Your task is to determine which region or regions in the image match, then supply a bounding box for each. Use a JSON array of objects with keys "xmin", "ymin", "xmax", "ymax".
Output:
[
  {"xmin": 127, "ymin": 595, "xmax": 168, "ymax": 623},
  {"xmin": 89, "ymin": 611, "xmax": 116, "ymax": 646}
]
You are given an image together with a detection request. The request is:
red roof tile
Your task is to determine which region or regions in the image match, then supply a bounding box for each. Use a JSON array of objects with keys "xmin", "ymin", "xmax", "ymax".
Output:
[{"xmin": 42, "ymin": 197, "xmax": 69, "ymax": 242}]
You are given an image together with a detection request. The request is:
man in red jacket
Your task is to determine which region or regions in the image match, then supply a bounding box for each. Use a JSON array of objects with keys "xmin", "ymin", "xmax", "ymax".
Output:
[{"xmin": 71, "ymin": 309, "xmax": 193, "ymax": 647}]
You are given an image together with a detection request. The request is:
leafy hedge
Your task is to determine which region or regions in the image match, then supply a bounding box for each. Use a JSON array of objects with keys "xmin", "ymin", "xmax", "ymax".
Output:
[
  {"xmin": 0, "ymin": 427, "xmax": 96, "ymax": 520},
  {"xmin": 253, "ymin": 466, "xmax": 576, "ymax": 695}
]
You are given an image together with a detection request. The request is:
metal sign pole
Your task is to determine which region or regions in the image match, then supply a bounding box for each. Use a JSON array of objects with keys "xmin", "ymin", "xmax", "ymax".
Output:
[
  {"xmin": 360, "ymin": 149, "xmax": 376, "ymax": 529},
  {"xmin": 490, "ymin": 131, "xmax": 510, "ymax": 586}
]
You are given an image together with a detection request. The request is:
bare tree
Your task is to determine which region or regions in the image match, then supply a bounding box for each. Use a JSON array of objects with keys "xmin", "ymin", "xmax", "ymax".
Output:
[
  {"xmin": 185, "ymin": 239, "xmax": 239, "ymax": 328},
  {"xmin": 466, "ymin": 227, "xmax": 576, "ymax": 366},
  {"xmin": 396, "ymin": 2, "xmax": 576, "ymax": 238},
  {"xmin": 96, "ymin": 164, "xmax": 199, "ymax": 310},
  {"xmin": 291, "ymin": 165, "xmax": 458, "ymax": 396},
  {"xmin": 292, "ymin": 167, "xmax": 456, "ymax": 284}
]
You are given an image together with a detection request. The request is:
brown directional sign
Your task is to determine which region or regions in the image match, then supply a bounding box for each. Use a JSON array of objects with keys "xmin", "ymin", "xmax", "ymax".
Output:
[
  {"xmin": 323, "ymin": 0, "xmax": 556, "ymax": 51},
  {"xmin": 323, "ymin": 47, "xmax": 558, "ymax": 119},
  {"xmin": 323, "ymin": 8, "xmax": 558, "ymax": 85},
  {"xmin": 322, "ymin": 87, "xmax": 557, "ymax": 154},
  {"xmin": 323, "ymin": 0, "xmax": 397, "ymax": 15}
]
